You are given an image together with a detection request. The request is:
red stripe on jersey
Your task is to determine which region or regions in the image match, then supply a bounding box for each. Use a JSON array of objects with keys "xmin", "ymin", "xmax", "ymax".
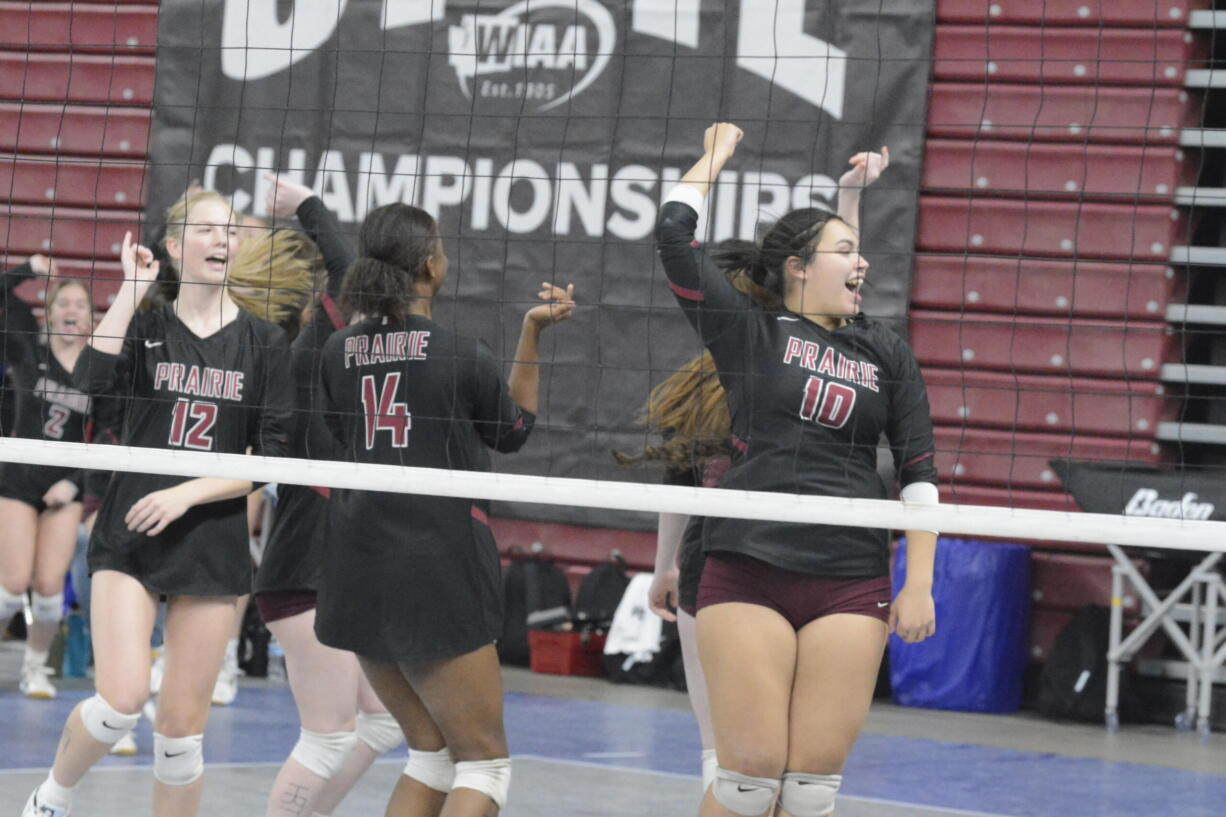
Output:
[
  {"xmin": 690, "ymin": 240, "xmax": 701, "ymax": 248},
  {"xmin": 310, "ymin": 485, "xmax": 331, "ymax": 499},
  {"xmin": 471, "ymin": 505, "xmax": 489, "ymax": 525},
  {"xmin": 668, "ymin": 281, "xmax": 705, "ymax": 302},
  {"xmin": 320, "ymin": 294, "xmax": 346, "ymax": 331},
  {"xmin": 512, "ymin": 416, "xmax": 525, "ymax": 432},
  {"xmin": 904, "ymin": 451, "xmax": 934, "ymax": 468},
  {"xmin": 731, "ymin": 436, "xmax": 748, "ymax": 454}
]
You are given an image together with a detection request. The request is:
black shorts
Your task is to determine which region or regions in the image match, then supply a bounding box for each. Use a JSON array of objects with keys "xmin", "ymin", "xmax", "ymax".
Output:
[
  {"xmin": 0, "ymin": 462, "xmax": 78, "ymax": 513},
  {"xmin": 677, "ymin": 532, "xmax": 705, "ymax": 617},
  {"xmin": 697, "ymin": 551, "xmax": 891, "ymax": 629},
  {"xmin": 255, "ymin": 590, "xmax": 317, "ymax": 624}
]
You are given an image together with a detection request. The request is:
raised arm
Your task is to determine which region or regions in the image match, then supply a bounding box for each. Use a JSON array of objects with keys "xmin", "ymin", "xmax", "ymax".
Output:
[
  {"xmin": 265, "ymin": 173, "xmax": 354, "ymax": 294},
  {"xmin": 507, "ymin": 282, "xmax": 576, "ymax": 416},
  {"xmin": 836, "ymin": 146, "xmax": 889, "ymax": 233},
  {"xmin": 73, "ymin": 234, "xmax": 159, "ymax": 394}
]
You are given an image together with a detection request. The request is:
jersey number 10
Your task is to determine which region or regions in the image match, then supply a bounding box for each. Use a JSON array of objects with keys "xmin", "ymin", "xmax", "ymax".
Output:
[
  {"xmin": 361, "ymin": 373, "xmax": 411, "ymax": 449},
  {"xmin": 799, "ymin": 376, "xmax": 856, "ymax": 429}
]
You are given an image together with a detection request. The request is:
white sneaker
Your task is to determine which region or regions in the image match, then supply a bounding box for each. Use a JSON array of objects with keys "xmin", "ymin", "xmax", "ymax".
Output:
[
  {"xmin": 21, "ymin": 788, "xmax": 70, "ymax": 816},
  {"xmin": 211, "ymin": 640, "xmax": 240, "ymax": 706},
  {"xmin": 149, "ymin": 650, "xmax": 164, "ymax": 695},
  {"xmin": 108, "ymin": 731, "xmax": 137, "ymax": 756},
  {"xmin": 19, "ymin": 662, "xmax": 57, "ymax": 700}
]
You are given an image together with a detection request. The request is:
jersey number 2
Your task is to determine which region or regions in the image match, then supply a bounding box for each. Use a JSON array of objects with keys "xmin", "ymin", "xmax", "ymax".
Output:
[
  {"xmin": 43, "ymin": 405, "xmax": 71, "ymax": 440},
  {"xmin": 800, "ymin": 376, "xmax": 856, "ymax": 429},
  {"xmin": 168, "ymin": 398, "xmax": 218, "ymax": 450},
  {"xmin": 361, "ymin": 373, "xmax": 410, "ymax": 449}
]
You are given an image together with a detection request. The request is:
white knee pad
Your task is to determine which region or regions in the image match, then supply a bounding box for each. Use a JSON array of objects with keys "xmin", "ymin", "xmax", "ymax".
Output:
[
  {"xmin": 0, "ymin": 586, "xmax": 23, "ymax": 620},
  {"xmin": 403, "ymin": 747, "xmax": 455, "ymax": 793},
  {"xmin": 779, "ymin": 772, "xmax": 842, "ymax": 817},
  {"xmin": 154, "ymin": 733, "xmax": 204, "ymax": 786},
  {"xmin": 452, "ymin": 757, "xmax": 511, "ymax": 809},
  {"xmin": 356, "ymin": 711, "xmax": 403, "ymax": 755},
  {"xmin": 290, "ymin": 729, "xmax": 357, "ymax": 779},
  {"xmin": 712, "ymin": 767, "xmax": 780, "ymax": 817},
  {"xmin": 701, "ymin": 748, "xmax": 718, "ymax": 792},
  {"xmin": 79, "ymin": 694, "xmax": 140, "ymax": 744},
  {"xmin": 30, "ymin": 591, "xmax": 63, "ymax": 623}
]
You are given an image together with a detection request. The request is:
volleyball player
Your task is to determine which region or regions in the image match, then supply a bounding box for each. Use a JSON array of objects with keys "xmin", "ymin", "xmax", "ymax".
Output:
[
  {"xmin": 314, "ymin": 202, "xmax": 574, "ymax": 817},
  {"xmin": 655, "ymin": 124, "xmax": 938, "ymax": 817},
  {"xmin": 0, "ymin": 257, "xmax": 92, "ymax": 699},
  {"xmin": 22, "ymin": 190, "xmax": 293, "ymax": 817},
  {"xmin": 247, "ymin": 175, "xmax": 404, "ymax": 817}
]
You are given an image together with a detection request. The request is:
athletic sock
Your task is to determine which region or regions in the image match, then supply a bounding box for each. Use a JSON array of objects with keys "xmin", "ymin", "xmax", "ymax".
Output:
[
  {"xmin": 37, "ymin": 772, "xmax": 73, "ymax": 810},
  {"xmin": 24, "ymin": 649, "xmax": 50, "ymax": 669}
]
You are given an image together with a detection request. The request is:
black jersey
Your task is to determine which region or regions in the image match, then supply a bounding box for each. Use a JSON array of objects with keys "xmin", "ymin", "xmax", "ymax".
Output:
[
  {"xmin": 0, "ymin": 263, "xmax": 90, "ymax": 502},
  {"xmin": 74, "ymin": 305, "xmax": 293, "ymax": 595},
  {"xmin": 656, "ymin": 200, "xmax": 938, "ymax": 578},
  {"xmin": 314, "ymin": 314, "xmax": 534, "ymax": 662},
  {"xmin": 256, "ymin": 196, "xmax": 352, "ymax": 596}
]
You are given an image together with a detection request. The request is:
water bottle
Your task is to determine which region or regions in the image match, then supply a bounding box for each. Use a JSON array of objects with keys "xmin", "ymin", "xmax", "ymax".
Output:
[{"xmin": 62, "ymin": 610, "xmax": 91, "ymax": 678}]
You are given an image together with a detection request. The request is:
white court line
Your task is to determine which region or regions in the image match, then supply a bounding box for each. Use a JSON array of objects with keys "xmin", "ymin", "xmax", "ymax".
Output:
[{"xmin": 0, "ymin": 754, "xmax": 1015, "ymax": 817}]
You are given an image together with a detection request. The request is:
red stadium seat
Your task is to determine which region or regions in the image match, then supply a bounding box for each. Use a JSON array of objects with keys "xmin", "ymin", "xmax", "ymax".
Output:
[
  {"xmin": 910, "ymin": 310, "xmax": 1175, "ymax": 379},
  {"xmin": 491, "ymin": 517, "xmax": 656, "ymax": 572},
  {"xmin": 0, "ymin": 103, "xmax": 151, "ymax": 158},
  {"xmin": 936, "ymin": 0, "xmax": 1208, "ymax": 27},
  {"xmin": 924, "ymin": 368, "xmax": 1175, "ymax": 437},
  {"xmin": 917, "ymin": 196, "xmax": 1188, "ymax": 262},
  {"xmin": 928, "ymin": 83, "xmax": 1198, "ymax": 145},
  {"xmin": 910, "ymin": 256, "xmax": 1182, "ymax": 320},
  {"xmin": 0, "ymin": 155, "xmax": 147, "ymax": 209},
  {"xmin": 933, "ymin": 26, "xmax": 1201, "ymax": 86},
  {"xmin": 938, "ymin": 483, "xmax": 1080, "ymax": 512},
  {"xmin": 0, "ymin": 52, "xmax": 155, "ymax": 105},
  {"xmin": 921, "ymin": 140, "xmax": 1194, "ymax": 203},
  {"xmin": 0, "ymin": 3, "xmax": 158, "ymax": 55},
  {"xmin": 0, "ymin": 204, "xmax": 142, "ymax": 260},
  {"xmin": 1031, "ymin": 551, "xmax": 1147, "ymax": 613},
  {"xmin": 1, "ymin": 254, "xmax": 124, "ymax": 311},
  {"xmin": 933, "ymin": 427, "xmax": 1167, "ymax": 492}
]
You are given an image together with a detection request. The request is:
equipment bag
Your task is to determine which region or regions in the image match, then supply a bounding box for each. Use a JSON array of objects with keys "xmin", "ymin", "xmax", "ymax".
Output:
[
  {"xmin": 1037, "ymin": 604, "xmax": 1135, "ymax": 723},
  {"xmin": 498, "ymin": 551, "xmax": 572, "ymax": 666},
  {"xmin": 574, "ymin": 553, "xmax": 630, "ymax": 631}
]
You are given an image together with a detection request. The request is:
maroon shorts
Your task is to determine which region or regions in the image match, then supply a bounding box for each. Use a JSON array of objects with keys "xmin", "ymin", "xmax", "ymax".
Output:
[
  {"xmin": 696, "ymin": 551, "xmax": 891, "ymax": 629},
  {"xmin": 254, "ymin": 590, "xmax": 317, "ymax": 624}
]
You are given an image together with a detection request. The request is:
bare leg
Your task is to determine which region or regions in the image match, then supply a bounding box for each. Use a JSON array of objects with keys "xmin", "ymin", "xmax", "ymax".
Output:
[
  {"xmin": 360, "ymin": 657, "xmax": 449, "ymax": 817},
  {"xmin": 0, "ymin": 496, "xmax": 37, "ymax": 611},
  {"xmin": 696, "ymin": 603, "xmax": 796, "ymax": 817},
  {"xmin": 775, "ymin": 615, "xmax": 887, "ymax": 817},
  {"xmin": 314, "ymin": 667, "xmax": 398, "ymax": 815},
  {"xmin": 678, "ymin": 608, "xmax": 717, "ymax": 792},
  {"xmin": 48, "ymin": 570, "xmax": 157, "ymax": 787},
  {"xmin": 151, "ymin": 594, "xmax": 236, "ymax": 817},
  {"xmin": 26, "ymin": 502, "xmax": 83, "ymax": 654},
  {"xmin": 263, "ymin": 608, "xmax": 361, "ymax": 817}
]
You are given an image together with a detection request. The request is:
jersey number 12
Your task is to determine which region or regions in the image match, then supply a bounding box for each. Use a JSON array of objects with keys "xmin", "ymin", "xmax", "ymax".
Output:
[
  {"xmin": 361, "ymin": 373, "xmax": 411, "ymax": 449},
  {"xmin": 800, "ymin": 376, "xmax": 856, "ymax": 429},
  {"xmin": 168, "ymin": 398, "xmax": 218, "ymax": 450}
]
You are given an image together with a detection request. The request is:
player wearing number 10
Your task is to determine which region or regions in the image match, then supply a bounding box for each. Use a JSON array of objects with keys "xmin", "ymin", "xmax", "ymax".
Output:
[
  {"xmin": 314, "ymin": 202, "xmax": 574, "ymax": 816},
  {"xmin": 22, "ymin": 190, "xmax": 293, "ymax": 817}
]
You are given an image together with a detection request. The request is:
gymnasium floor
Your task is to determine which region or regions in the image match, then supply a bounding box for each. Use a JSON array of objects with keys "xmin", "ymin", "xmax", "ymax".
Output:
[{"xmin": 2, "ymin": 641, "xmax": 1224, "ymax": 816}]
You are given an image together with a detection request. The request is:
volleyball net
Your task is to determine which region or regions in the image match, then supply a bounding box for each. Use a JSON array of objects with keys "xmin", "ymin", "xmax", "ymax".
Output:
[{"xmin": 2, "ymin": 0, "xmax": 1225, "ymax": 556}]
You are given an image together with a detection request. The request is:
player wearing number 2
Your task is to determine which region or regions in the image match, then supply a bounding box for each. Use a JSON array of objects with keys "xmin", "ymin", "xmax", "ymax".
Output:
[
  {"xmin": 315, "ymin": 202, "xmax": 574, "ymax": 817},
  {"xmin": 656, "ymin": 124, "xmax": 939, "ymax": 817},
  {"xmin": 22, "ymin": 190, "xmax": 293, "ymax": 817}
]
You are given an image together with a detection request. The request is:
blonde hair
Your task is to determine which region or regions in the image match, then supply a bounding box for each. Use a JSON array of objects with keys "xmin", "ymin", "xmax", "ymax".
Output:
[
  {"xmin": 226, "ymin": 228, "xmax": 321, "ymax": 330},
  {"xmin": 613, "ymin": 351, "xmax": 731, "ymax": 467},
  {"xmin": 160, "ymin": 189, "xmax": 233, "ymax": 271}
]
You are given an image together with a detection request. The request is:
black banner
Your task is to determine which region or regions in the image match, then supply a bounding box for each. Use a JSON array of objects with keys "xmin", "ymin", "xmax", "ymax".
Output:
[
  {"xmin": 1053, "ymin": 461, "xmax": 1225, "ymax": 523},
  {"xmin": 149, "ymin": 0, "xmax": 936, "ymax": 527}
]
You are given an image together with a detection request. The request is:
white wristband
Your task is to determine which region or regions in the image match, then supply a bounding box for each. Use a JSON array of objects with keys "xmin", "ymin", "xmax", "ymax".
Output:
[
  {"xmin": 664, "ymin": 184, "xmax": 707, "ymax": 214},
  {"xmin": 900, "ymin": 481, "xmax": 939, "ymax": 536}
]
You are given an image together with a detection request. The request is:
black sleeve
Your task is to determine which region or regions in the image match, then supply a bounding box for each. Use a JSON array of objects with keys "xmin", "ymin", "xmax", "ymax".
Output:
[
  {"xmin": 655, "ymin": 200, "xmax": 752, "ymax": 364},
  {"xmin": 251, "ymin": 327, "xmax": 294, "ymax": 458},
  {"xmin": 71, "ymin": 316, "xmax": 142, "ymax": 398},
  {"xmin": 884, "ymin": 333, "xmax": 938, "ymax": 488},
  {"xmin": 317, "ymin": 336, "xmax": 347, "ymax": 453},
  {"xmin": 468, "ymin": 340, "xmax": 535, "ymax": 454},
  {"xmin": 1, "ymin": 264, "xmax": 39, "ymax": 368},
  {"xmin": 295, "ymin": 196, "xmax": 353, "ymax": 301}
]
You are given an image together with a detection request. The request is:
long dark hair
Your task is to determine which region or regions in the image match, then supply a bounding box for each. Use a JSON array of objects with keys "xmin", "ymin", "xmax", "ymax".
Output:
[
  {"xmin": 341, "ymin": 203, "xmax": 438, "ymax": 321},
  {"xmin": 708, "ymin": 208, "xmax": 844, "ymax": 301}
]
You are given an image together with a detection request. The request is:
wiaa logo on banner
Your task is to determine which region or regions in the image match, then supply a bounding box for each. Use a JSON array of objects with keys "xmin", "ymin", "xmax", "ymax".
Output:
[
  {"xmin": 219, "ymin": 0, "xmax": 846, "ymax": 118},
  {"xmin": 1123, "ymin": 489, "xmax": 1215, "ymax": 521},
  {"xmin": 447, "ymin": 0, "xmax": 613, "ymax": 111}
]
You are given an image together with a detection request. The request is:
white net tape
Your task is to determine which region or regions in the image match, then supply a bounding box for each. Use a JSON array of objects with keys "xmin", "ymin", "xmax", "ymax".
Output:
[{"xmin": 3, "ymin": 436, "xmax": 1224, "ymax": 552}]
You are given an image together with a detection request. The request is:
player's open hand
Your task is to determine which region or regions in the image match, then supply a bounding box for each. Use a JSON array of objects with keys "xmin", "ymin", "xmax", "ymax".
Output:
[
  {"xmin": 525, "ymin": 282, "xmax": 576, "ymax": 329},
  {"xmin": 264, "ymin": 173, "xmax": 315, "ymax": 219},
  {"xmin": 840, "ymin": 146, "xmax": 890, "ymax": 191},
  {"xmin": 41, "ymin": 479, "xmax": 78, "ymax": 510},
  {"xmin": 125, "ymin": 485, "xmax": 192, "ymax": 536},
  {"xmin": 119, "ymin": 232, "xmax": 160, "ymax": 290},
  {"xmin": 889, "ymin": 582, "xmax": 936, "ymax": 644},
  {"xmin": 703, "ymin": 122, "xmax": 744, "ymax": 159}
]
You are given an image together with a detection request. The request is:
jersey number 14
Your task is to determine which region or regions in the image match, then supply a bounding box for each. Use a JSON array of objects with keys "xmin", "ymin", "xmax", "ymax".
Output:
[{"xmin": 362, "ymin": 373, "xmax": 411, "ymax": 449}]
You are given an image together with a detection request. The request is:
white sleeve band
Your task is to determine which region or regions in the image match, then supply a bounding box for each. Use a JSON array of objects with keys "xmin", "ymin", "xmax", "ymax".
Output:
[
  {"xmin": 664, "ymin": 184, "xmax": 707, "ymax": 214},
  {"xmin": 901, "ymin": 481, "xmax": 939, "ymax": 536}
]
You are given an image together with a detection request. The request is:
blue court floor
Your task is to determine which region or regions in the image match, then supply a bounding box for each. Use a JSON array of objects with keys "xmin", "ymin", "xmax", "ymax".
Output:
[{"xmin": 3, "ymin": 665, "xmax": 1226, "ymax": 816}]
